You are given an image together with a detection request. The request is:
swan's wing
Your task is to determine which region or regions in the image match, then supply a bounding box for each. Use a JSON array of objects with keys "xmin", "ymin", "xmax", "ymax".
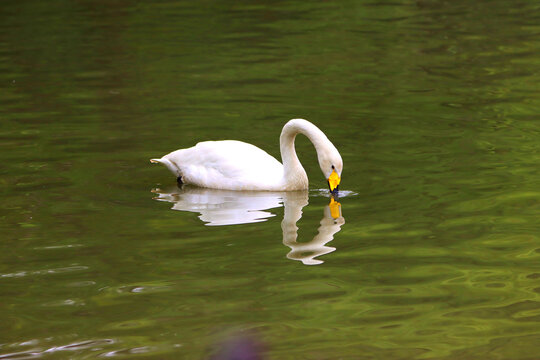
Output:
[{"xmin": 163, "ymin": 140, "xmax": 284, "ymax": 190}]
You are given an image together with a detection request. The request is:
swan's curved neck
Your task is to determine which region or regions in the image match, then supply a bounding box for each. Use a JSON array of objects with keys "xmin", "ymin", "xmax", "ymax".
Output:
[{"xmin": 279, "ymin": 119, "xmax": 329, "ymax": 189}]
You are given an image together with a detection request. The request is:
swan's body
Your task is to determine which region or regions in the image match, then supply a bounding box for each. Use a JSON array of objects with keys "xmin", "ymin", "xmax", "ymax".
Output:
[
  {"xmin": 150, "ymin": 119, "xmax": 342, "ymax": 192},
  {"xmin": 152, "ymin": 140, "xmax": 285, "ymax": 191}
]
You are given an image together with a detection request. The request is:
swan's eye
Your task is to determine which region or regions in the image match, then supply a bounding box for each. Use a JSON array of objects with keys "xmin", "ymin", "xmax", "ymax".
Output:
[{"xmin": 331, "ymin": 165, "xmax": 335, "ymax": 169}]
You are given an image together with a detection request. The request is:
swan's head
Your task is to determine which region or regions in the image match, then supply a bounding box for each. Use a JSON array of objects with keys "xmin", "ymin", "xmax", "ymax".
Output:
[{"xmin": 317, "ymin": 142, "xmax": 343, "ymax": 195}]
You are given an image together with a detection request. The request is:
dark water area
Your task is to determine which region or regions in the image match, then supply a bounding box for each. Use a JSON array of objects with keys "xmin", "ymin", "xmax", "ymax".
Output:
[{"xmin": 1, "ymin": 1, "xmax": 539, "ymax": 359}]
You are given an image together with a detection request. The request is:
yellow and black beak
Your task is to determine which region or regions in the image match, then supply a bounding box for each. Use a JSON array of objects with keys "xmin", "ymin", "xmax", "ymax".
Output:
[{"xmin": 327, "ymin": 169, "xmax": 341, "ymax": 195}]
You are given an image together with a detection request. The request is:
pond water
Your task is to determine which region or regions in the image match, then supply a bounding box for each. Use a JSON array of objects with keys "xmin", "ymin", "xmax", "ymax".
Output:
[{"xmin": 1, "ymin": 0, "xmax": 539, "ymax": 359}]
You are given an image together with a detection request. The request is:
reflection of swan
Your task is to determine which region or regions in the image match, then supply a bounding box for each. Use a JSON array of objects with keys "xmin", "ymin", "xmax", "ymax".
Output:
[
  {"xmin": 150, "ymin": 119, "xmax": 342, "ymax": 193},
  {"xmin": 281, "ymin": 192, "xmax": 345, "ymax": 265},
  {"xmin": 152, "ymin": 187, "xmax": 345, "ymax": 264},
  {"xmin": 152, "ymin": 187, "xmax": 283, "ymax": 226}
]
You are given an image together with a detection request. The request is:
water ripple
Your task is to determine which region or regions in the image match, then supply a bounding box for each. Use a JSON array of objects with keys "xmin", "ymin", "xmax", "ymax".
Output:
[
  {"xmin": 0, "ymin": 339, "xmax": 115, "ymax": 360},
  {"xmin": 0, "ymin": 265, "xmax": 88, "ymax": 279}
]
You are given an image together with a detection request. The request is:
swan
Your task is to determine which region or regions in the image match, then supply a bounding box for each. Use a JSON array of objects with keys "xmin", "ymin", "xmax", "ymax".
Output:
[{"xmin": 150, "ymin": 119, "xmax": 342, "ymax": 193}]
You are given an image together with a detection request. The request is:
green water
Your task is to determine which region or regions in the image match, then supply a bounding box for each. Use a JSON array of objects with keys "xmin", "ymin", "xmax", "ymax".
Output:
[{"xmin": 1, "ymin": 1, "xmax": 540, "ymax": 358}]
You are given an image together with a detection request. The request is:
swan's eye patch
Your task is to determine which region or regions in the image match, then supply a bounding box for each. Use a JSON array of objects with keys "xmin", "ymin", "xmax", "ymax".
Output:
[{"xmin": 331, "ymin": 165, "xmax": 335, "ymax": 169}]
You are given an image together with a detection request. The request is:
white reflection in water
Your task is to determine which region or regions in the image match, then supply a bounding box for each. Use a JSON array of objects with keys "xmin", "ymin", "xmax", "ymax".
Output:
[
  {"xmin": 281, "ymin": 191, "xmax": 345, "ymax": 265},
  {"xmin": 152, "ymin": 186, "xmax": 345, "ymax": 265},
  {"xmin": 152, "ymin": 187, "xmax": 282, "ymax": 226}
]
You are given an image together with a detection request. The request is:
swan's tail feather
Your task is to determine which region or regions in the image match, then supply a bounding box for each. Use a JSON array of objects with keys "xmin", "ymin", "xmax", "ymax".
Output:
[
  {"xmin": 150, "ymin": 158, "xmax": 174, "ymax": 167},
  {"xmin": 150, "ymin": 157, "xmax": 180, "ymax": 177}
]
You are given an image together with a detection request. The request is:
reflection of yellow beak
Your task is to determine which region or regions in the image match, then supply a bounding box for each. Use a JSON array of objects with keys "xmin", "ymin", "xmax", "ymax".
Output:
[
  {"xmin": 328, "ymin": 169, "xmax": 341, "ymax": 193},
  {"xmin": 329, "ymin": 197, "xmax": 341, "ymax": 219}
]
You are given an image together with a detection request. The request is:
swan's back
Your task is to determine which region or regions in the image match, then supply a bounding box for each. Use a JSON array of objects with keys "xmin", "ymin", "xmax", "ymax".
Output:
[{"xmin": 158, "ymin": 140, "xmax": 284, "ymax": 190}]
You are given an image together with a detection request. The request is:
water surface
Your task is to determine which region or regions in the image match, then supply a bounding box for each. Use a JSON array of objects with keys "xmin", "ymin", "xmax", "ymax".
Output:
[{"xmin": 1, "ymin": 0, "xmax": 539, "ymax": 359}]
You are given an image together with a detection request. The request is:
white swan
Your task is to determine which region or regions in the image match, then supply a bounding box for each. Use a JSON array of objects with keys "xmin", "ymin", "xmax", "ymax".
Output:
[{"xmin": 150, "ymin": 119, "xmax": 342, "ymax": 192}]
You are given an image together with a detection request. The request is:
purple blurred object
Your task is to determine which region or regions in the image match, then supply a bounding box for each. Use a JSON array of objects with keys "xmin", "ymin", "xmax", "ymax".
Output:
[{"xmin": 209, "ymin": 333, "xmax": 265, "ymax": 360}]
